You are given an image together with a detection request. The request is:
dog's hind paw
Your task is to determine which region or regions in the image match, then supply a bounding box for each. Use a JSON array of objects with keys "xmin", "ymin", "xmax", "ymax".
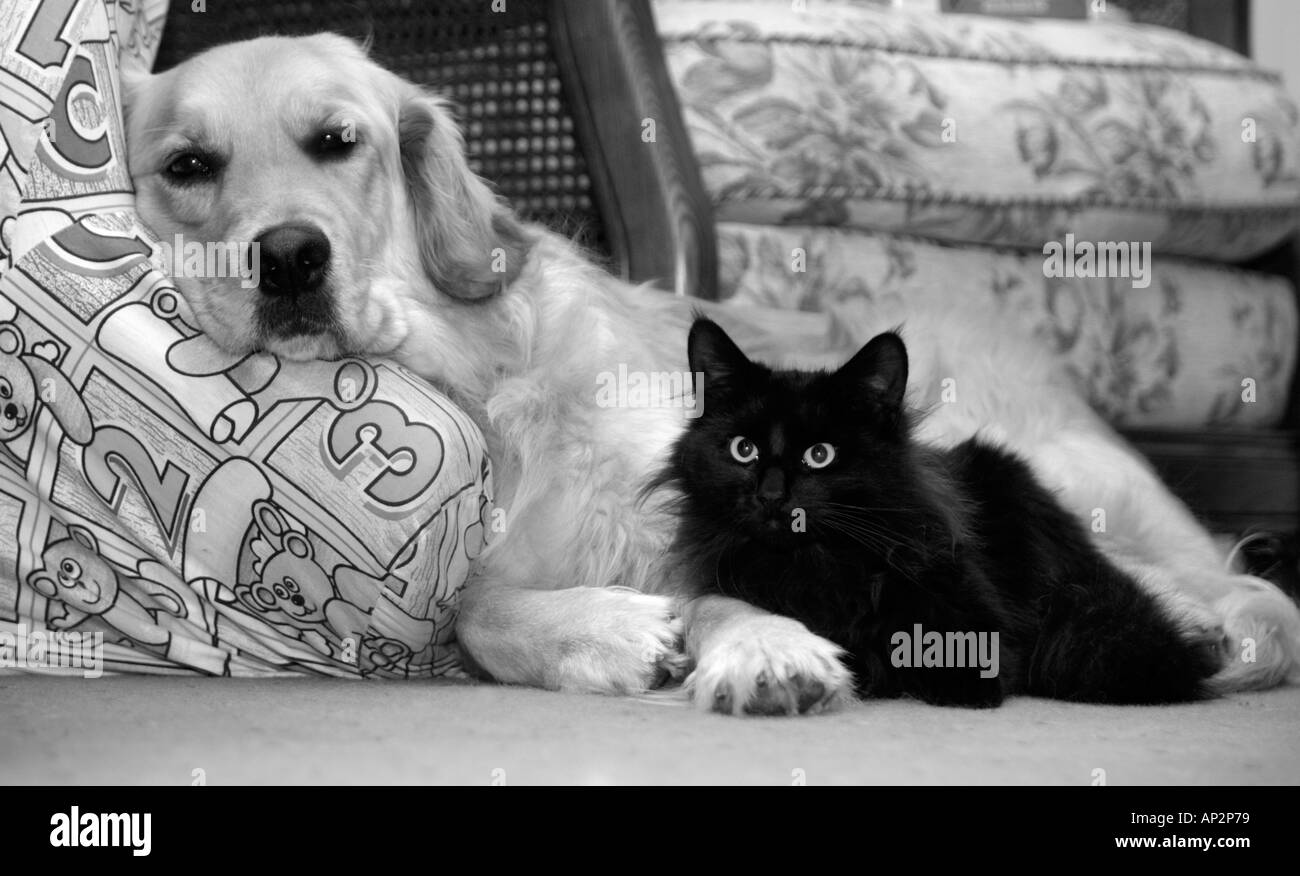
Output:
[
  {"xmin": 686, "ymin": 615, "xmax": 852, "ymax": 716},
  {"xmin": 1207, "ymin": 576, "xmax": 1300, "ymax": 692}
]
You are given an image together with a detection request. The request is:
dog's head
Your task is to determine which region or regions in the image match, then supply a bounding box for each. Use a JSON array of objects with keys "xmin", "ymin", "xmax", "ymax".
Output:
[{"xmin": 124, "ymin": 33, "xmax": 530, "ymax": 361}]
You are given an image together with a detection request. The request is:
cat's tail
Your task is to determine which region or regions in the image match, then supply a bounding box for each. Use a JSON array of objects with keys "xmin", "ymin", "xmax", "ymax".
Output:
[{"xmin": 1028, "ymin": 564, "xmax": 1222, "ymax": 704}]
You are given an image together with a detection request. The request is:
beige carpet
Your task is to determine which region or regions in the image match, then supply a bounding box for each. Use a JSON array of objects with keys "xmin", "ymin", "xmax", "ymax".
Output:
[{"xmin": 3, "ymin": 675, "xmax": 1297, "ymax": 785}]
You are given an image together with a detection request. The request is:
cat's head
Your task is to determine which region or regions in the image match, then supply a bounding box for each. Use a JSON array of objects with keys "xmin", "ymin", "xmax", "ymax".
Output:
[{"xmin": 671, "ymin": 318, "xmax": 914, "ymax": 548}]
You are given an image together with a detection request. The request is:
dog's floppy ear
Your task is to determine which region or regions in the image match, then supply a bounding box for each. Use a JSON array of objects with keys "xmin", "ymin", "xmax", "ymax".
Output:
[
  {"xmin": 118, "ymin": 54, "xmax": 151, "ymax": 97},
  {"xmin": 398, "ymin": 88, "xmax": 531, "ymax": 300},
  {"xmin": 118, "ymin": 55, "xmax": 153, "ymax": 135}
]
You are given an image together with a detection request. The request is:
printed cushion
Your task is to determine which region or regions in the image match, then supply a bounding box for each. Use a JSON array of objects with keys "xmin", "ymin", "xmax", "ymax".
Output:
[
  {"xmin": 717, "ymin": 221, "xmax": 1297, "ymax": 429},
  {"xmin": 655, "ymin": 0, "xmax": 1300, "ymax": 261},
  {"xmin": 0, "ymin": 0, "xmax": 490, "ymax": 677}
]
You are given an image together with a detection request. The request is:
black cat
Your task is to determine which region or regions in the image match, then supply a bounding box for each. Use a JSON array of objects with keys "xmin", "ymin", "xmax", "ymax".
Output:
[{"xmin": 652, "ymin": 318, "xmax": 1222, "ymax": 708}]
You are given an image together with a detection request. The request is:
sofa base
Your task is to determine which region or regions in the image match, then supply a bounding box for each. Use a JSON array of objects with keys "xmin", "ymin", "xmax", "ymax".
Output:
[{"xmin": 1129, "ymin": 428, "xmax": 1299, "ymax": 537}]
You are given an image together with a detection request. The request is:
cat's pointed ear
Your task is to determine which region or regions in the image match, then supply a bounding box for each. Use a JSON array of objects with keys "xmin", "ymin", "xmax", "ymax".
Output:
[
  {"xmin": 688, "ymin": 318, "xmax": 752, "ymax": 389},
  {"xmin": 840, "ymin": 331, "xmax": 908, "ymax": 410}
]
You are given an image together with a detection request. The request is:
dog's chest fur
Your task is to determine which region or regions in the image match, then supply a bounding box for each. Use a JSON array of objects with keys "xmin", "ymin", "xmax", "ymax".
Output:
[{"xmin": 398, "ymin": 234, "xmax": 696, "ymax": 596}]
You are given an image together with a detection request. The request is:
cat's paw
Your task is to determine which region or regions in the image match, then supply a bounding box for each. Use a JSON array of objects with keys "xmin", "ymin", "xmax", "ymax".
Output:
[
  {"xmin": 686, "ymin": 615, "xmax": 852, "ymax": 716},
  {"xmin": 1158, "ymin": 590, "xmax": 1232, "ymax": 666},
  {"xmin": 1186, "ymin": 616, "xmax": 1233, "ymax": 667},
  {"xmin": 906, "ymin": 671, "xmax": 1006, "ymax": 708},
  {"xmin": 551, "ymin": 588, "xmax": 687, "ymax": 694}
]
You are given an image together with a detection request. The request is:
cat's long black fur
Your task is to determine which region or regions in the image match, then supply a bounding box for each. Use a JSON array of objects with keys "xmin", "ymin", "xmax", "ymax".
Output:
[{"xmin": 652, "ymin": 318, "xmax": 1221, "ymax": 708}]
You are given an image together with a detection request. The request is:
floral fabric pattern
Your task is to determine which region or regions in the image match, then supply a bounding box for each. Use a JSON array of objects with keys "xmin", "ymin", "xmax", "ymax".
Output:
[
  {"xmin": 716, "ymin": 222, "xmax": 1296, "ymax": 429},
  {"xmin": 656, "ymin": 0, "xmax": 1300, "ymax": 260}
]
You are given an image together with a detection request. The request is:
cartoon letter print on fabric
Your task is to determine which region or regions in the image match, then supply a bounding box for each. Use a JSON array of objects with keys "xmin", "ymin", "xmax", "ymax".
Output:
[{"xmin": 0, "ymin": 0, "xmax": 492, "ymax": 678}]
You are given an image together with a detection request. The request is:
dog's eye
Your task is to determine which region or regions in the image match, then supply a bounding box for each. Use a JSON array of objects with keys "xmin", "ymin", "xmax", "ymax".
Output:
[
  {"xmin": 0, "ymin": 380, "xmax": 10, "ymax": 399},
  {"xmin": 314, "ymin": 129, "xmax": 356, "ymax": 158},
  {"xmin": 164, "ymin": 152, "xmax": 215, "ymax": 182}
]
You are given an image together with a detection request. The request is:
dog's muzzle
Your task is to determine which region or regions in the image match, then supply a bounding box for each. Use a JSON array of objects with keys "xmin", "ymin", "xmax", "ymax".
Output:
[{"xmin": 254, "ymin": 222, "xmax": 336, "ymax": 338}]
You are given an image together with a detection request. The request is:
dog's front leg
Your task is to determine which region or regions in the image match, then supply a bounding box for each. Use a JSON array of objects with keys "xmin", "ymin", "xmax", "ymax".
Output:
[
  {"xmin": 681, "ymin": 594, "xmax": 852, "ymax": 716},
  {"xmin": 455, "ymin": 578, "xmax": 688, "ymax": 693}
]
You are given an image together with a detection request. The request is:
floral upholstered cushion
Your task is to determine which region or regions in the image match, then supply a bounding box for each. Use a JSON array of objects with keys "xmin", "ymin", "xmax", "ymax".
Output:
[
  {"xmin": 717, "ymin": 222, "xmax": 1296, "ymax": 429},
  {"xmin": 655, "ymin": 0, "xmax": 1300, "ymax": 261}
]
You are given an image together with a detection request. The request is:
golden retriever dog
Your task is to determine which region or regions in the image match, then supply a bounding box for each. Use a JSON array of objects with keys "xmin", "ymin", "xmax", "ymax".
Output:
[{"xmin": 123, "ymin": 34, "xmax": 1300, "ymax": 713}]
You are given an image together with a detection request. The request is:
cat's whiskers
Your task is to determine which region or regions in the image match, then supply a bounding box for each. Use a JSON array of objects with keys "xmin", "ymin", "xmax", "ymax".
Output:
[
  {"xmin": 822, "ymin": 501, "xmax": 921, "ymax": 513},
  {"xmin": 817, "ymin": 514, "xmax": 895, "ymax": 554},
  {"xmin": 820, "ymin": 503, "xmax": 927, "ymax": 535},
  {"xmin": 817, "ymin": 513, "xmax": 889, "ymax": 546},
  {"xmin": 817, "ymin": 519, "xmax": 918, "ymax": 583},
  {"xmin": 819, "ymin": 509, "xmax": 915, "ymax": 551},
  {"xmin": 817, "ymin": 512, "xmax": 921, "ymax": 582}
]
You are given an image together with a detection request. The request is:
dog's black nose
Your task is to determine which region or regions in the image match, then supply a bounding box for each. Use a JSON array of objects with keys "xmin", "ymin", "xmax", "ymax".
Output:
[
  {"xmin": 2, "ymin": 403, "xmax": 15, "ymax": 421},
  {"xmin": 256, "ymin": 224, "xmax": 330, "ymax": 296},
  {"xmin": 291, "ymin": 594, "xmax": 305, "ymax": 607}
]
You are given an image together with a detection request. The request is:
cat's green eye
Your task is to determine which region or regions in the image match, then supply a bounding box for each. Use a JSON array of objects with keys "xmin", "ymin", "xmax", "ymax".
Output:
[
  {"xmin": 803, "ymin": 443, "xmax": 836, "ymax": 469},
  {"xmin": 729, "ymin": 436, "xmax": 759, "ymax": 464}
]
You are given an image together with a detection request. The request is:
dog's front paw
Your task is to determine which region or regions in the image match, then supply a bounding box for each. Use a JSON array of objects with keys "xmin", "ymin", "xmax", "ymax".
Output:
[
  {"xmin": 687, "ymin": 615, "xmax": 851, "ymax": 716},
  {"xmin": 552, "ymin": 588, "xmax": 686, "ymax": 695}
]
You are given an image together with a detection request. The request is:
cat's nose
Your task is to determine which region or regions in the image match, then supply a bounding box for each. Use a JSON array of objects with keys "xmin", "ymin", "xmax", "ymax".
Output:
[{"xmin": 758, "ymin": 467, "xmax": 786, "ymax": 504}]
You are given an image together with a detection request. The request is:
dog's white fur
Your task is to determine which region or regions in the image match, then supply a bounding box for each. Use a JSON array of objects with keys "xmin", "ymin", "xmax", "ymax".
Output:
[{"xmin": 124, "ymin": 34, "xmax": 1300, "ymax": 712}]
